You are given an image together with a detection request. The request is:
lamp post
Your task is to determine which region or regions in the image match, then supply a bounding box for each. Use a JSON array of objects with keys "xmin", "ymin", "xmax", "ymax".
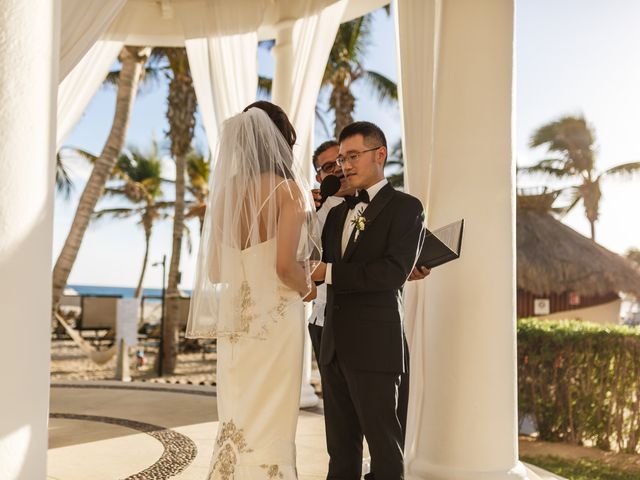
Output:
[{"xmin": 152, "ymin": 255, "xmax": 166, "ymax": 377}]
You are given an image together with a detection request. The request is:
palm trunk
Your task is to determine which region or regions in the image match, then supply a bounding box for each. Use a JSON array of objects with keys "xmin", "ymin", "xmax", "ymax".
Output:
[
  {"xmin": 162, "ymin": 49, "xmax": 197, "ymax": 374},
  {"xmin": 331, "ymin": 84, "xmax": 355, "ymax": 139},
  {"xmin": 135, "ymin": 220, "xmax": 152, "ymax": 299},
  {"xmin": 52, "ymin": 46, "xmax": 150, "ymax": 310}
]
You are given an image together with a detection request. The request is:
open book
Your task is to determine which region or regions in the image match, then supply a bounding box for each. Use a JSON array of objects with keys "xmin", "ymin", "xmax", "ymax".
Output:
[{"xmin": 416, "ymin": 219, "xmax": 464, "ymax": 269}]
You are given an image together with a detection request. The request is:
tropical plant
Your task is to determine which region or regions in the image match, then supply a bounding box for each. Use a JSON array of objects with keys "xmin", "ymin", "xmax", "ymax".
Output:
[
  {"xmin": 627, "ymin": 248, "xmax": 640, "ymax": 266},
  {"xmin": 385, "ymin": 140, "xmax": 404, "ymax": 188},
  {"xmin": 257, "ymin": 8, "xmax": 397, "ymax": 139},
  {"xmin": 92, "ymin": 143, "xmax": 170, "ymax": 298},
  {"xmin": 185, "ymin": 148, "xmax": 211, "ymax": 233},
  {"xmin": 156, "ymin": 47, "xmax": 198, "ymax": 374},
  {"xmin": 519, "ymin": 115, "xmax": 640, "ymax": 241},
  {"xmin": 55, "ymin": 152, "xmax": 74, "ymax": 199},
  {"xmin": 321, "ymin": 8, "xmax": 396, "ymax": 138},
  {"xmin": 52, "ymin": 46, "xmax": 151, "ymax": 310}
]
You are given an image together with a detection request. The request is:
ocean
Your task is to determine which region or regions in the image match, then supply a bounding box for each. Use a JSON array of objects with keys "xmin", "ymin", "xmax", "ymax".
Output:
[{"xmin": 67, "ymin": 285, "xmax": 192, "ymax": 298}]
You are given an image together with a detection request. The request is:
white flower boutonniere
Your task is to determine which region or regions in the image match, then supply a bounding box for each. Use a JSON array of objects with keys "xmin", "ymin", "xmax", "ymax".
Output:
[{"xmin": 350, "ymin": 207, "xmax": 367, "ymax": 241}]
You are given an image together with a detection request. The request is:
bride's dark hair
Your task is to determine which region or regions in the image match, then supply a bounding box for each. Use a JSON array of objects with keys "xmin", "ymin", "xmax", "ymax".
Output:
[{"xmin": 243, "ymin": 101, "xmax": 297, "ymax": 149}]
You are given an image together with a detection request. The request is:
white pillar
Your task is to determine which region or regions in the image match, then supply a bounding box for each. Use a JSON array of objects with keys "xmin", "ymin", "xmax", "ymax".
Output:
[
  {"xmin": 0, "ymin": 1, "xmax": 59, "ymax": 479},
  {"xmin": 272, "ymin": 20, "xmax": 319, "ymax": 408},
  {"xmin": 271, "ymin": 19, "xmax": 295, "ymax": 109},
  {"xmin": 397, "ymin": 1, "xmax": 530, "ymax": 479}
]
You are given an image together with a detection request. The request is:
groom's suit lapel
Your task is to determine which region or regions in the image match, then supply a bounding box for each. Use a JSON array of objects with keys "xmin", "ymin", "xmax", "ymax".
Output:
[
  {"xmin": 342, "ymin": 183, "xmax": 395, "ymax": 262},
  {"xmin": 333, "ymin": 202, "xmax": 350, "ymax": 262}
]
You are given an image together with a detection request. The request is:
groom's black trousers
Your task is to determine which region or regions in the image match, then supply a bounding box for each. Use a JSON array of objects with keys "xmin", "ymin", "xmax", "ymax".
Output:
[{"xmin": 321, "ymin": 353, "xmax": 405, "ymax": 480}]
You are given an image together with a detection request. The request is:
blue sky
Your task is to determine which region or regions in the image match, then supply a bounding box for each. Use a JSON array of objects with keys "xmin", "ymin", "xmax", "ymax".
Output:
[{"xmin": 55, "ymin": 1, "xmax": 640, "ymax": 289}]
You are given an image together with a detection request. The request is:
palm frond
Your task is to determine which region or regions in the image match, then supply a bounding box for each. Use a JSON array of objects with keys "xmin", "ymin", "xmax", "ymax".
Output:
[
  {"xmin": 517, "ymin": 158, "xmax": 573, "ymax": 179},
  {"xmin": 92, "ymin": 207, "xmax": 138, "ymax": 219},
  {"xmin": 601, "ymin": 161, "xmax": 640, "ymax": 178},
  {"xmin": 183, "ymin": 224, "xmax": 193, "ymax": 255},
  {"xmin": 258, "ymin": 75, "xmax": 272, "ymax": 97},
  {"xmin": 258, "ymin": 39, "xmax": 275, "ymax": 51},
  {"xmin": 55, "ymin": 152, "xmax": 74, "ymax": 199},
  {"xmin": 66, "ymin": 147, "xmax": 99, "ymax": 165},
  {"xmin": 362, "ymin": 70, "xmax": 397, "ymax": 103}
]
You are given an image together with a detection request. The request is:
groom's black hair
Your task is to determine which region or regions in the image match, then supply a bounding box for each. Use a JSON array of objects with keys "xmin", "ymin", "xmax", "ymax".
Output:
[{"xmin": 338, "ymin": 121, "xmax": 388, "ymax": 164}]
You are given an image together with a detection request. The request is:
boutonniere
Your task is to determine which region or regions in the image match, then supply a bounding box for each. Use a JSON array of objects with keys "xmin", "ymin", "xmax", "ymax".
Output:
[{"xmin": 350, "ymin": 207, "xmax": 367, "ymax": 240}]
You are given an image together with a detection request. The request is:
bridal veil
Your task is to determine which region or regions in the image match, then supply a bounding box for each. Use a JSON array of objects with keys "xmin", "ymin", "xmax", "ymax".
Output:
[{"xmin": 186, "ymin": 106, "xmax": 321, "ymax": 339}]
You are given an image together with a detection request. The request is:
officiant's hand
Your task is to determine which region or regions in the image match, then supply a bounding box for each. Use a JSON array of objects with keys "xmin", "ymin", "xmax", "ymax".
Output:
[
  {"xmin": 311, "ymin": 261, "xmax": 327, "ymax": 282},
  {"xmin": 408, "ymin": 266, "xmax": 430, "ymax": 281},
  {"xmin": 311, "ymin": 188, "xmax": 322, "ymax": 209}
]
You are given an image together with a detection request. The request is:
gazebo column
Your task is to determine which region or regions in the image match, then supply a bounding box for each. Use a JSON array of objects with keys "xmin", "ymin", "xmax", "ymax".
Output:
[
  {"xmin": 397, "ymin": 1, "xmax": 531, "ymax": 479},
  {"xmin": 271, "ymin": 19, "xmax": 296, "ymax": 109},
  {"xmin": 0, "ymin": 1, "xmax": 59, "ymax": 478},
  {"xmin": 272, "ymin": 18, "xmax": 320, "ymax": 409}
]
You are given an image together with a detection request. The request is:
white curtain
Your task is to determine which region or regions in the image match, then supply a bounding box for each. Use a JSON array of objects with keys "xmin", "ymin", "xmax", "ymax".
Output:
[
  {"xmin": 272, "ymin": 0, "xmax": 349, "ymax": 181},
  {"xmin": 394, "ymin": 0, "xmax": 441, "ymax": 465},
  {"xmin": 179, "ymin": 1, "xmax": 261, "ymax": 156},
  {"xmin": 59, "ymin": 0, "xmax": 127, "ymax": 81},
  {"xmin": 186, "ymin": 34, "xmax": 258, "ymax": 155},
  {"xmin": 57, "ymin": 40, "xmax": 123, "ymax": 149}
]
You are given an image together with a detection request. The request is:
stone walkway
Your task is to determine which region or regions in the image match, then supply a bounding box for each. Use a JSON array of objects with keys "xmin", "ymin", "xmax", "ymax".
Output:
[
  {"xmin": 48, "ymin": 381, "xmax": 329, "ymax": 479},
  {"xmin": 48, "ymin": 380, "xmax": 563, "ymax": 480}
]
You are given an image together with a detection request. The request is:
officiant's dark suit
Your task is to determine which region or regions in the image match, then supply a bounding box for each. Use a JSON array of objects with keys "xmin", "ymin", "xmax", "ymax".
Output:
[{"xmin": 316, "ymin": 122, "xmax": 424, "ymax": 480}]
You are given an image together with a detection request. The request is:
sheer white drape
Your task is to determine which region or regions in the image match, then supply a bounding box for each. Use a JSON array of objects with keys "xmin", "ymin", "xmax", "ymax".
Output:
[
  {"xmin": 57, "ymin": 40, "xmax": 122, "ymax": 149},
  {"xmin": 272, "ymin": 0, "xmax": 348, "ymax": 180},
  {"xmin": 394, "ymin": 0, "xmax": 441, "ymax": 468},
  {"xmin": 59, "ymin": 0, "xmax": 127, "ymax": 81},
  {"xmin": 179, "ymin": 1, "xmax": 260, "ymax": 155},
  {"xmin": 186, "ymin": 34, "xmax": 258, "ymax": 155}
]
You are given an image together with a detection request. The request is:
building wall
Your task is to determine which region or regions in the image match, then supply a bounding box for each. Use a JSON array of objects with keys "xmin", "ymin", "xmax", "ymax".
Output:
[
  {"xmin": 517, "ymin": 289, "xmax": 619, "ymax": 319},
  {"xmin": 537, "ymin": 299, "xmax": 623, "ymax": 326}
]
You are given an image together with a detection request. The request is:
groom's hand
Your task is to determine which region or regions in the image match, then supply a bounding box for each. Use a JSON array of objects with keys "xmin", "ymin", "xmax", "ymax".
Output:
[{"xmin": 311, "ymin": 261, "xmax": 327, "ymax": 282}]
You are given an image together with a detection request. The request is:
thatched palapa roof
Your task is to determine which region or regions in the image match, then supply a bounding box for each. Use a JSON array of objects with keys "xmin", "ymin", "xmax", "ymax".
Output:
[{"xmin": 517, "ymin": 194, "xmax": 640, "ymax": 297}]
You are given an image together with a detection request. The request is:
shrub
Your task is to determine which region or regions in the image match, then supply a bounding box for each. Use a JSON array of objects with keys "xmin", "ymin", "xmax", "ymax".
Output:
[{"xmin": 518, "ymin": 318, "xmax": 640, "ymax": 452}]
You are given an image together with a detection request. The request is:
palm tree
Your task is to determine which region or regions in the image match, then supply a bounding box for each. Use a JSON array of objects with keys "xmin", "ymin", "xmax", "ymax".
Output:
[
  {"xmin": 627, "ymin": 248, "xmax": 640, "ymax": 266},
  {"xmin": 94, "ymin": 144, "xmax": 167, "ymax": 298},
  {"xmin": 257, "ymin": 9, "xmax": 396, "ymax": 139},
  {"xmin": 322, "ymin": 10, "xmax": 396, "ymax": 138},
  {"xmin": 519, "ymin": 115, "xmax": 640, "ymax": 241},
  {"xmin": 55, "ymin": 152, "xmax": 74, "ymax": 199},
  {"xmin": 385, "ymin": 140, "xmax": 404, "ymax": 188},
  {"xmin": 52, "ymin": 46, "xmax": 151, "ymax": 310},
  {"xmin": 159, "ymin": 47, "xmax": 198, "ymax": 374},
  {"xmin": 185, "ymin": 149, "xmax": 211, "ymax": 233}
]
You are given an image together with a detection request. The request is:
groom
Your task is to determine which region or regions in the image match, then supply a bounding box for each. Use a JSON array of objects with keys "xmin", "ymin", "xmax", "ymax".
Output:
[{"xmin": 311, "ymin": 122, "xmax": 424, "ymax": 479}]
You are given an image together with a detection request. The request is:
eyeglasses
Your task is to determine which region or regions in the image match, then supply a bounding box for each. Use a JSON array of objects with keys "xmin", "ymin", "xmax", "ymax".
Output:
[
  {"xmin": 317, "ymin": 161, "xmax": 338, "ymax": 174},
  {"xmin": 336, "ymin": 146, "xmax": 382, "ymax": 167}
]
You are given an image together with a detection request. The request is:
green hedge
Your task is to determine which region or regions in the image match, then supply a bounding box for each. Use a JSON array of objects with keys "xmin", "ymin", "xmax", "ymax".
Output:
[{"xmin": 518, "ymin": 318, "xmax": 640, "ymax": 453}]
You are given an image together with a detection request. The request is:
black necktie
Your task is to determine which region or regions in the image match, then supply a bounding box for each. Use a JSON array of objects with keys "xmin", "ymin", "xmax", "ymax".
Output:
[{"xmin": 345, "ymin": 189, "xmax": 370, "ymax": 209}]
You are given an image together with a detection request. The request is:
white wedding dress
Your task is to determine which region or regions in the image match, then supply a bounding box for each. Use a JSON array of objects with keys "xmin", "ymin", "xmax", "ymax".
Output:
[{"xmin": 207, "ymin": 237, "xmax": 304, "ymax": 479}]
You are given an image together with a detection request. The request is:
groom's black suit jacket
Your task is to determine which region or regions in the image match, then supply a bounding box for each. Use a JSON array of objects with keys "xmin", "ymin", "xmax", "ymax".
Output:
[{"xmin": 320, "ymin": 182, "xmax": 424, "ymax": 374}]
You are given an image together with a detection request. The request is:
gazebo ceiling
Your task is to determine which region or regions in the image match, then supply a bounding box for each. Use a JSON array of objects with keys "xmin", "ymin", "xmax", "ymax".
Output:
[{"xmin": 101, "ymin": 0, "xmax": 390, "ymax": 46}]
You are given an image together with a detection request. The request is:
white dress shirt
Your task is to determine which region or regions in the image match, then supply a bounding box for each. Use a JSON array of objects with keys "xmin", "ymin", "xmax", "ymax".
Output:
[
  {"xmin": 308, "ymin": 195, "xmax": 344, "ymax": 327},
  {"xmin": 326, "ymin": 178, "xmax": 388, "ymax": 285}
]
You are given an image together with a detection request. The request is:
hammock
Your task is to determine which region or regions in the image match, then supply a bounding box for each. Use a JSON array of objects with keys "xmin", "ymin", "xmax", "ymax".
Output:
[{"xmin": 54, "ymin": 312, "xmax": 117, "ymax": 365}]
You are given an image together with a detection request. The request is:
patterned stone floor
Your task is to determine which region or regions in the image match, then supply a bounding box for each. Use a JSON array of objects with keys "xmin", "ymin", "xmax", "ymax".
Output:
[
  {"xmin": 48, "ymin": 381, "xmax": 562, "ymax": 480},
  {"xmin": 47, "ymin": 381, "xmax": 329, "ymax": 479}
]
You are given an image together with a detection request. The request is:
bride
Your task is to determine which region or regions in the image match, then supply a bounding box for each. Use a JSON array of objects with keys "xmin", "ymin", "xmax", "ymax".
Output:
[{"xmin": 186, "ymin": 101, "xmax": 321, "ymax": 479}]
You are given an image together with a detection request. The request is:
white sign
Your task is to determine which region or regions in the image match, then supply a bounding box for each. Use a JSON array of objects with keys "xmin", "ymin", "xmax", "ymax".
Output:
[
  {"xmin": 116, "ymin": 298, "xmax": 139, "ymax": 345},
  {"xmin": 534, "ymin": 298, "xmax": 550, "ymax": 316}
]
